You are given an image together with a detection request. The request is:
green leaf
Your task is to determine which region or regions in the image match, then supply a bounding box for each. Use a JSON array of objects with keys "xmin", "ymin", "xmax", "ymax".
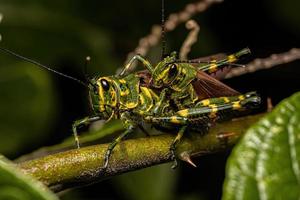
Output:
[
  {"xmin": 0, "ymin": 155, "xmax": 58, "ymax": 200},
  {"xmin": 223, "ymin": 92, "xmax": 300, "ymax": 200}
]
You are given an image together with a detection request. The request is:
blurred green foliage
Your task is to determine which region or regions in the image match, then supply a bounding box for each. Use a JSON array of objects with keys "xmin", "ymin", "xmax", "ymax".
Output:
[
  {"xmin": 0, "ymin": 63, "xmax": 56, "ymax": 156},
  {"xmin": 113, "ymin": 163, "xmax": 178, "ymax": 200},
  {"xmin": 0, "ymin": 155, "xmax": 58, "ymax": 200}
]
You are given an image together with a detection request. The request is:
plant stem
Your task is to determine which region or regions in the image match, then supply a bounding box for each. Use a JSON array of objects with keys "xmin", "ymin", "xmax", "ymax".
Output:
[{"xmin": 18, "ymin": 114, "xmax": 263, "ymax": 192}]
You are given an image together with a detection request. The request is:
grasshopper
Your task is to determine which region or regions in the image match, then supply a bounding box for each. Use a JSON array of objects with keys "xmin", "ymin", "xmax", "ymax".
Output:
[
  {"xmin": 120, "ymin": 48, "xmax": 252, "ymax": 112},
  {"xmin": 112, "ymin": 48, "xmax": 260, "ymax": 168}
]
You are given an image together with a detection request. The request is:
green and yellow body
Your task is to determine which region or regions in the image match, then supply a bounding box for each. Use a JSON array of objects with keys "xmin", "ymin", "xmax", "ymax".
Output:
[{"xmin": 72, "ymin": 60, "xmax": 260, "ymax": 169}]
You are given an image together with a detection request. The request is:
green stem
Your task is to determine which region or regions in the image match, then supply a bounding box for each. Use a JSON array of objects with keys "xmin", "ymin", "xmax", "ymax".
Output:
[{"xmin": 18, "ymin": 114, "xmax": 263, "ymax": 192}]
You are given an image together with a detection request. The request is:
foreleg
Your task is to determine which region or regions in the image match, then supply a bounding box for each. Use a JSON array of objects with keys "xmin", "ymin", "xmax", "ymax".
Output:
[
  {"xmin": 72, "ymin": 116, "xmax": 101, "ymax": 148},
  {"xmin": 118, "ymin": 54, "xmax": 154, "ymax": 76}
]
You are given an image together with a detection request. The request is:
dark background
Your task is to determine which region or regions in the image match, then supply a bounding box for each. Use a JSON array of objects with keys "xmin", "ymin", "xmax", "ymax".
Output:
[{"xmin": 0, "ymin": 0, "xmax": 300, "ymax": 199}]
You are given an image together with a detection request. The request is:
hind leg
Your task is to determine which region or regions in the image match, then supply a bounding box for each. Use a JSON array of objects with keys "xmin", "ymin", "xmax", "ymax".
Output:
[
  {"xmin": 103, "ymin": 112, "xmax": 137, "ymax": 170},
  {"xmin": 103, "ymin": 124, "xmax": 134, "ymax": 169}
]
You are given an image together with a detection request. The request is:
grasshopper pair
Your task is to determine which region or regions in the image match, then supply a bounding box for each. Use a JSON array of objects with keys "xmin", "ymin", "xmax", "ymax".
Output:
[
  {"xmin": 0, "ymin": 46, "xmax": 260, "ymax": 169},
  {"xmin": 72, "ymin": 47, "xmax": 260, "ymax": 169}
]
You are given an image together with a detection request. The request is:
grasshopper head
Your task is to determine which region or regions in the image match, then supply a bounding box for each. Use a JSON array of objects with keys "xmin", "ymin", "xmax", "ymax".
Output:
[
  {"xmin": 88, "ymin": 77, "xmax": 117, "ymax": 119},
  {"xmin": 152, "ymin": 52, "xmax": 177, "ymax": 88}
]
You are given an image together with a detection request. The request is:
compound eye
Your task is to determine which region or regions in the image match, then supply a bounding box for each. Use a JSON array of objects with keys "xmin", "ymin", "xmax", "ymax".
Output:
[
  {"xmin": 100, "ymin": 79, "xmax": 110, "ymax": 91},
  {"xmin": 168, "ymin": 64, "xmax": 177, "ymax": 78}
]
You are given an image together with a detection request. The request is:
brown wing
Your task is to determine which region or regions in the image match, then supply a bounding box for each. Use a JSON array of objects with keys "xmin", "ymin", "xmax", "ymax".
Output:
[
  {"xmin": 136, "ymin": 70, "xmax": 152, "ymax": 87},
  {"xmin": 192, "ymin": 70, "xmax": 240, "ymax": 100},
  {"xmin": 189, "ymin": 53, "xmax": 232, "ymax": 80}
]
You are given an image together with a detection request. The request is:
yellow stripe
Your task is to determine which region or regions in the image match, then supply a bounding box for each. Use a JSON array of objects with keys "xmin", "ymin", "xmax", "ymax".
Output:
[
  {"xmin": 209, "ymin": 104, "xmax": 218, "ymax": 118},
  {"xmin": 177, "ymin": 109, "xmax": 189, "ymax": 117},
  {"xmin": 100, "ymin": 105, "xmax": 105, "ymax": 112},
  {"xmin": 119, "ymin": 79, "xmax": 126, "ymax": 84},
  {"xmin": 110, "ymin": 91, "xmax": 117, "ymax": 107},
  {"xmin": 126, "ymin": 102, "xmax": 137, "ymax": 108},
  {"xmin": 171, "ymin": 116, "xmax": 181, "ymax": 124},
  {"xmin": 140, "ymin": 94, "xmax": 145, "ymax": 105},
  {"xmin": 223, "ymin": 97, "xmax": 230, "ymax": 103},
  {"xmin": 209, "ymin": 63, "xmax": 218, "ymax": 73},
  {"xmin": 210, "ymin": 104, "xmax": 218, "ymax": 113},
  {"xmin": 98, "ymin": 79, "xmax": 105, "ymax": 106},
  {"xmin": 238, "ymin": 95, "xmax": 245, "ymax": 100},
  {"xmin": 149, "ymin": 89, "xmax": 159, "ymax": 100},
  {"xmin": 201, "ymin": 99, "xmax": 210, "ymax": 106},
  {"xmin": 157, "ymin": 68, "xmax": 169, "ymax": 81},
  {"xmin": 140, "ymin": 87, "xmax": 152, "ymax": 99},
  {"xmin": 120, "ymin": 89, "xmax": 129, "ymax": 96},
  {"xmin": 233, "ymin": 101, "xmax": 241, "ymax": 109},
  {"xmin": 228, "ymin": 55, "xmax": 237, "ymax": 63}
]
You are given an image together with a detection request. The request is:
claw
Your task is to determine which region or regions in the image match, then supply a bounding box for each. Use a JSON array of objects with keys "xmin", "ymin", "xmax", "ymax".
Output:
[
  {"xmin": 170, "ymin": 148, "xmax": 178, "ymax": 169},
  {"xmin": 171, "ymin": 159, "xmax": 178, "ymax": 169},
  {"xmin": 75, "ymin": 139, "xmax": 80, "ymax": 149},
  {"xmin": 103, "ymin": 150, "xmax": 111, "ymax": 170},
  {"xmin": 179, "ymin": 151, "xmax": 197, "ymax": 168}
]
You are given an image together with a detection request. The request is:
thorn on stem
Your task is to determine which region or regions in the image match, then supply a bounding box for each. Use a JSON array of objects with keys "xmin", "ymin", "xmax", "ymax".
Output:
[
  {"xmin": 216, "ymin": 132, "xmax": 236, "ymax": 140},
  {"xmin": 179, "ymin": 151, "xmax": 197, "ymax": 167},
  {"xmin": 267, "ymin": 97, "xmax": 273, "ymax": 112}
]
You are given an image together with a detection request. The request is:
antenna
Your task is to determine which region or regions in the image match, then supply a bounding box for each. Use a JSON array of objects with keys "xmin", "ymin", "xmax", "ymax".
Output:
[
  {"xmin": 84, "ymin": 56, "xmax": 91, "ymax": 81},
  {"xmin": 161, "ymin": 0, "xmax": 166, "ymax": 59},
  {"xmin": 176, "ymin": 59, "xmax": 246, "ymax": 67},
  {"xmin": 0, "ymin": 47, "xmax": 88, "ymax": 88}
]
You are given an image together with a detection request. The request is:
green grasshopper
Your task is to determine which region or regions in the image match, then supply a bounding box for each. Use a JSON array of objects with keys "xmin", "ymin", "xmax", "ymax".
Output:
[
  {"xmin": 120, "ymin": 48, "xmax": 251, "ymax": 112},
  {"xmin": 111, "ymin": 48, "xmax": 260, "ymax": 168}
]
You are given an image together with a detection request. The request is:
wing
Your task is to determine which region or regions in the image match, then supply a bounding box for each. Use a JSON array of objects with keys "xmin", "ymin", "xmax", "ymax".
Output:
[
  {"xmin": 192, "ymin": 70, "xmax": 240, "ymax": 100},
  {"xmin": 136, "ymin": 63, "xmax": 240, "ymax": 100},
  {"xmin": 136, "ymin": 70, "xmax": 152, "ymax": 87}
]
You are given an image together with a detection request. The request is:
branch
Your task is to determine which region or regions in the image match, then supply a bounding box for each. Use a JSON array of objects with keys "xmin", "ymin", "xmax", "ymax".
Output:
[
  {"xmin": 179, "ymin": 20, "xmax": 200, "ymax": 60},
  {"xmin": 18, "ymin": 113, "xmax": 263, "ymax": 192},
  {"xmin": 225, "ymin": 48, "xmax": 300, "ymax": 79},
  {"xmin": 121, "ymin": 0, "xmax": 223, "ymax": 74}
]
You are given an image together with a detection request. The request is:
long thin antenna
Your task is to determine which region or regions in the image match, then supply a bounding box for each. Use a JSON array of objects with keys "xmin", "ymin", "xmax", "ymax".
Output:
[
  {"xmin": 161, "ymin": 0, "xmax": 166, "ymax": 59},
  {"xmin": 84, "ymin": 56, "xmax": 91, "ymax": 81},
  {"xmin": 0, "ymin": 47, "xmax": 88, "ymax": 88}
]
